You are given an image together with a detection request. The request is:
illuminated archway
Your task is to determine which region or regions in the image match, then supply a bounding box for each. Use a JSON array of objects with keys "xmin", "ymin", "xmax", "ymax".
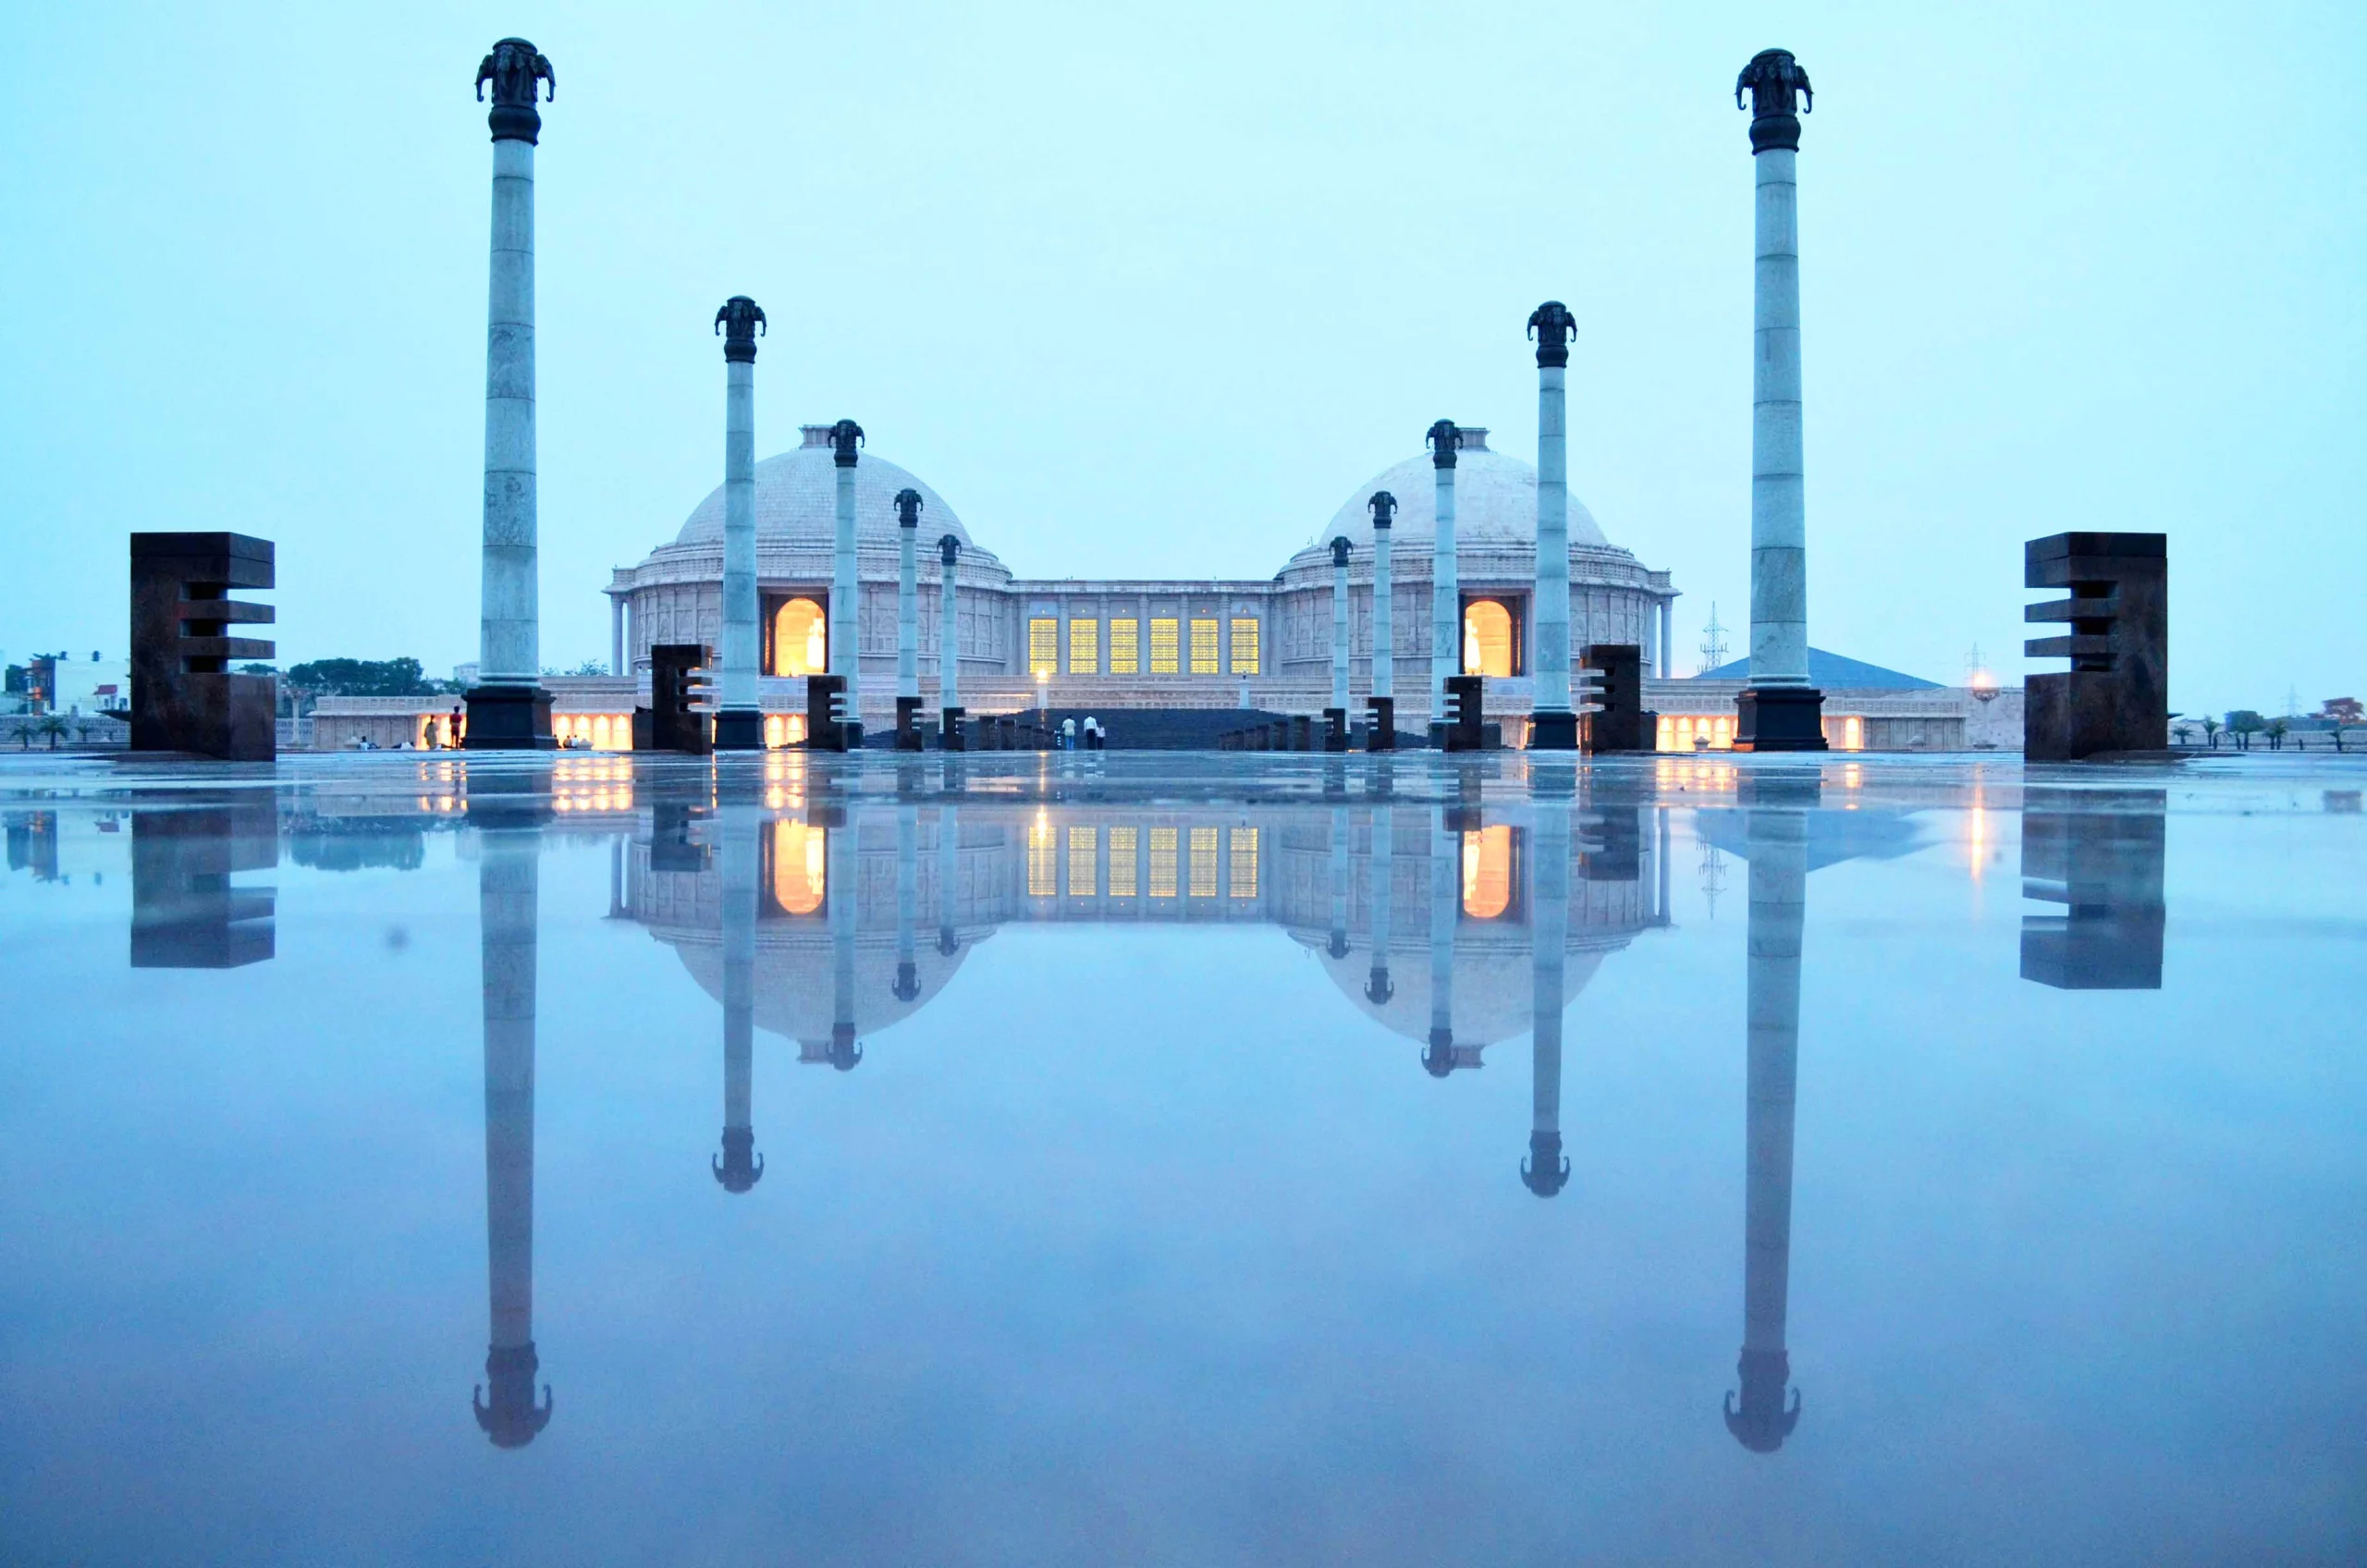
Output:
[
  {"xmin": 1461, "ymin": 825, "xmax": 1514, "ymax": 918},
  {"xmin": 771, "ymin": 597, "xmax": 828, "ymax": 678},
  {"xmin": 770, "ymin": 819, "xmax": 826, "ymax": 914},
  {"xmin": 1463, "ymin": 600, "xmax": 1515, "ymax": 678}
]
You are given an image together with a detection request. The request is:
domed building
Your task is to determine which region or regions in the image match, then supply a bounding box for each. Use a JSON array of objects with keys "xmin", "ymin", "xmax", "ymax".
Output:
[{"xmin": 596, "ymin": 423, "xmax": 1677, "ymax": 737}]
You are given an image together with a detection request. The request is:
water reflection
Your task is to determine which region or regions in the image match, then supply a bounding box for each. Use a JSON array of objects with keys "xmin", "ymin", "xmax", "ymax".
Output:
[
  {"xmin": 129, "ymin": 794, "xmax": 276, "ymax": 968},
  {"xmin": 2019, "ymin": 787, "xmax": 2167, "ymax": 990}
]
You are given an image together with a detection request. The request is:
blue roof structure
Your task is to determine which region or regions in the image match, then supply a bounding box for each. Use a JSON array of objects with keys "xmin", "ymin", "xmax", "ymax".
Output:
[{"xmin": 1691, "ymin": 647, "xmax": 1941, "ymax": 690}]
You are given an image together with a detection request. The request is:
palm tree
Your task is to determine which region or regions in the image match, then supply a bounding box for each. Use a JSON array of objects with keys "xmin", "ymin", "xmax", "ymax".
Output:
[
  {"xmin": 2201, "ymin": 717, "xmax": 2221, "ymax": 749},
  {"xmin": 2173, "ymin": 722, "xmax": 2195, "ymax": 747},
  {"xmin": 2267, "ymin": 717, "xmax": 2289, "ymax": 752},
  {"xmin": 36, "ymin": 717, "xmax": 68, "ymax": 750}
]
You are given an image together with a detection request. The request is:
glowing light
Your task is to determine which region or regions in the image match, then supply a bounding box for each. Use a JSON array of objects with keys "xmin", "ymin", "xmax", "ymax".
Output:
[
  {"xmin": 771, "ymin": 819, "xmax": 825, "ymax": 913},
  {"xmin": 1460, "ymin": 825, "xmax": 1513, "ymax": 918}
]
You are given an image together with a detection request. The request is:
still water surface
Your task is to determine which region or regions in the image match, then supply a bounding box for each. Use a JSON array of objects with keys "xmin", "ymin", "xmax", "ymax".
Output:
[{"xmin": 2, "ymin": 752, "xmax": 2361, "ymax": 1565}]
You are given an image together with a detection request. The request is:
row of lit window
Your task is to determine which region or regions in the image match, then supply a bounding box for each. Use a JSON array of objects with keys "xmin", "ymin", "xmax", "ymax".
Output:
[
  {"xmin": 1656, "ymin": 714, "xmax": 1865, "ymax": 752},
  {"xmin": 1028, "ymin": 618, "xmax": 1259, "ymax": 677},
  {"xmin": 1025, "ymin": 822, "xmax": 1260, "ymax": 899}
]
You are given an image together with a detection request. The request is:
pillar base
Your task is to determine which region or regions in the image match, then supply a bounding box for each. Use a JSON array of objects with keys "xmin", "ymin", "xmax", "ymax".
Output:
[
  {"xmin": 712, "ymin": 708, "xmax": 765, "ymax": 751},
  {"xmin": 1734, "ymin": 686, "xmax": 1829, "ymax": 752},
  {"xmin": 895, "ymin": 696, "xmax": 925, "ymax": 752},
  {"xmin": 1529, "ymin": 709, "xmax": 1579, "ymax": 751},
  {"xmin": 1323, "ymin": 707, "xmax": 1349, "ymax": 751},
  {"xmin": 840, "ymin": 720, "xmax": 865, "ymax": 752},
  {"xmin": 939, "ymin": 706, "xmax": 966, "ymax": 751},
  {"xmin": 1365, "ymin": 697, "xmax": 1395, "ymax": 752},
  {"xmin": 462, "ymin": 684, "xmax": 556, "ymax": 750}
]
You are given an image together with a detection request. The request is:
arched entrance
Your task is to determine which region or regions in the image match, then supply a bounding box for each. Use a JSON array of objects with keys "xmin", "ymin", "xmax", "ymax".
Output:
[
  {"xmin": 1462, "ymin": 599, "xmax": 1516, "ymax": 678},
  {"xmin": 769, "ymin": 597, "xmax": 828, "ymax": 678},
  {"xmin": 767, "ymin": 818, "xmax": 827, "ymax": 915}
]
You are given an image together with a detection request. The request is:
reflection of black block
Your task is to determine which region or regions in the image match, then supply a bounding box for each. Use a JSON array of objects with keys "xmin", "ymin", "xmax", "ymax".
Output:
[
  {"xmin": 1585, "ymin": 806, "xmax": 1642, "ymax": 881},
  {"xmin": 130, "ymin": 799, "xmax": 276, "ymax": 967},
  {"xmin": 644, "ymin": 644, "xmax": 711, "ymax": 754},
  {"xmin": 1580, "ymin": 644, "xmax": 1648, "ymax": 753},
  {"xmin": 129, "ymin": 533, "xmax": 276, "ymax": 761},
  {"xmin": 2019, "ymin": 787, "xmax": 2165, "ymax": 989},
  {"xmin": 650, "ymin": 802, "xmax": 709, "ymax": 872},
  {"xmin": 2024, "ymin": 533, "xmax": 2167, "ymax": 761}
]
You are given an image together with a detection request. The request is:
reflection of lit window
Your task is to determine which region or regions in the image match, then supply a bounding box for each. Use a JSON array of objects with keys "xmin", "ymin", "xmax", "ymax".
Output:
[
  {"xmin": 1108, "ymin": 827, "xmax": 1137, "ymax": 897},
  {"xmin": 772, "ymin": 597, "xmax": 827, "ymax": 678},
  {"xmin": 1029, "ymin": 619, "xmax": 1058, "ymax": 676},
  {"xmin": 1148, "ymin": 827, "xmax": 1178, "ymax": 898},
  {"xmin": 1190, "ymin": 619, "xmax": 1220, "ymax": 676},
  {"xmin": 1110, "ymin": 619, "xmax": 1139, "ymax": 675},
  {"xmin": 1461, "ymin": 825, "xmax": 1513, "ymax": 918},
  {"xmin": 1027, "ymin": 815, "xmax": 1056, "ymax": 896},
  {"xmin": 1462, "ymin": 600, "xmax": 1515, "ymax": 677},
  {"xmin": 1149, "ymin": 619, "xmax": 1180, "ymax": 675},
  {"xmin": 770, "ymin": 820, "xmax": 825, "ymax": 913},
  {"xmin": 1229, "ymin": 619, "xmax": 1259, "ymax": 675},
  {"xmin": 1069, "ymin": 619, "xmax": 1098, "ymax": 675},
  {"xmin": 1189, "ymin": 827, "xmax": 1219, "ymax": 896},
  {"xmin": 1228, "ymin": 827, "xmax": 1257, "ymax": 897},
  {"xmin": 1067, "ymin": 825, "xmax": 1098, "ymax": 895}
]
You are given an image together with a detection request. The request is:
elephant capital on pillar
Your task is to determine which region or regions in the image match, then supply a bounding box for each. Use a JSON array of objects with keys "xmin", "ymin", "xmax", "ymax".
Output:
[
  {"xmin": 715, "ymin": 296, "xmax": 767, "ymax": 362},
  {"xmin": 1367, "ymin": 491, "xmax": 1397, "ymax": 530},
  {"xmin": 1527, "ymin": 301, "xmax": 1575, "ymax": 369},
  {"xmin": 938, "ymin": 533, "xmax": 962, "ymax": 568},
  {"xmin": 1724, "ymin": 1346, "xmax": 1803, "ymax": 1452},
  {"xmin": 1522, "ymin": 1130, "xmax": 1571, "ymax": 1197},
  {"xmin": 894, "ymin": 488, "xmax": 924, "ymax": 529},
  {"xmin": 1427, "ymin": 419, "xmax": 1462, "ymax": 468},
  {"xmin": 1330, "ymin": 535, "xmax": 1353, "ymax": 568},
  {"xmin": 828, "ymin": 420, "xmax": 865, "ymax": 467},
  {"xmin": 474, "ymin": 38, "xmax": 554, "ymax": 143},
  {"xmin": 473, "ymin": 1342, "xmax": 553, "ymax": 1448},
  {"xmin": 1735, "ymin": 48, "xmax": 1811, "ymax": 152}
]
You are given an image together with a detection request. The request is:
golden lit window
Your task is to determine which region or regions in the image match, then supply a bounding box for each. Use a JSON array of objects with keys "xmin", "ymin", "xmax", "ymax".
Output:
[
  {"xmin": 770, "ymin": 819, "xmax": 825, "ymax": 914},
  {"xmin": 1109, "ymin": 619, "xmax": 1139, "ymax": 675},
  {"xmin": 1229, "ymin": 618, "xmax": 1259, "ymax": 675},
  {"xmin": 1027, "ymin": 815, "xmax": 1057, "ymax": 896},
  {"xmin": 1461, "ymin": 825, "xmax": 1513, "ymax": 919},
  {"xmin": 1190, "ymin": 619, "xmax": 1220, "ymax": 675},
  {"xmin": 1228, "ymin": 827, "xmax": 1257, "ymax": 898},
  {"xmin": 1067, "ymin": 825, "xmax": 1098, "ymax": 895},
  {"xmin": 1841, "ymin": 716, "xmax": 1864, "ymax": 752},
  {"xmin": 1463, "ymin": 600, "xmax": 1515, "ymax": 678},
  {"xmin": 1108, "ymin": 827, "xmax": 1137, "ymax": 897},
  {"xmin": 1148, "ymin": 827, "xmax": 1178, "ymax": 898},
  {"xmin": 772, "ymin": 597, "xmax": 828, "ymax": 678},
  {"xmin": 1069, "ymin": 619, "xmax": 1099, "ymax": 675},
  {"xmin": 1150, "ymin": 619, "xmax": 1180, "ymax": 675},
  {"xmin": 1029, "ymin": 619, "xmax": 1058, "ymax": 676},
  {"xmin": 1189, "ymin": 827, "xmax": 1219, "ymax": 896}
]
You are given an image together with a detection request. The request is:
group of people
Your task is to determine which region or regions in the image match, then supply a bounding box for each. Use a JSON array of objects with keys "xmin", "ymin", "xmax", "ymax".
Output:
[{"xmin": 1058, "ymin": 717, "xmax": 1107, "ymax": 751}]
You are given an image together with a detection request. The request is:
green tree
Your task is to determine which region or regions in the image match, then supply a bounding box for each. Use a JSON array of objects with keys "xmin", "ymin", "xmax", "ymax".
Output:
[
  {"xmin": 2227, "ymin": 710, "xmax": 2265, "ymax": 750},
  {"xmin": 283, "ymin": 657, "xmax": 436, "ymax": 696},
  {"xmin": 2266, "ymin": 717, "xmax": 2288, "ymax": 751},
  {"xmin": 2201, "ymin": 716, "xmax": 2221, "ymax": 749},
  {"xmin": 2322, "ymin": 696, "xmax": 2363, "ymax": 727},
  {"xmin": 2173, "ymin": 722, "xmax": 2194, "ymax": 747},
  {"xmin": 35, "ymin": 717, "xmax": 67, "ymax": 750}
]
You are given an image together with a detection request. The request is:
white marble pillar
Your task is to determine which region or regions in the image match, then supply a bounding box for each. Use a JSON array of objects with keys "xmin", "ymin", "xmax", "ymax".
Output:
[
  {"xmin": 1735, "ymin": 50, "xmax": 1825, "ymax": 750},
  {"xmin": 473, "ymin": 818, "xmax": 550, "ymax": 1445},
  {"xmin": 1429, "ymin": 420, "xmax": 1461, "ymax": 740},
  {"xmin": 467, "ymin": 39, "xmax": 557, "ymax": 749},
  {"xmin": 715, "ymin": 297, "xmax": 767, "ymax": 750},
  {"xmin": 828, "ymin": 420, "xmax": 865, "ymax": 746},
  {"xmin": 1425, "ymin": 802, "xmax": 1456, "ymax": 1077},
  {"xmin": 1370, "ymin": 496, "xmax": 1395, "ymax": 703},
  {"xmin": 894, "ymin": 489, "xmax": 922, "ymax": 747},
  {"xmin": 937, "ymin": 538, "xmax": 962, "ymax": 704},
  {"xmin": 1729, "ymin": 777, "xmax": 1810, "ymax": 1451},
  {"xmin": 715, "ymin": 793, "xmax": 761, "ymax": 1190},
  {"xmin": 1525, "ymin": 766, "xmax": 1573, "ymax": 1195},
  {"xmin": 1327, "ymin": 537, "xmax": 1352, "ymax": 744},
  {"xmin": 608, "ymin": 594, "xmax": 625, "ymax": 678},
  {"xmin": 1527, "ymin": 302, "xmax": 1577, "ymax": 748}
]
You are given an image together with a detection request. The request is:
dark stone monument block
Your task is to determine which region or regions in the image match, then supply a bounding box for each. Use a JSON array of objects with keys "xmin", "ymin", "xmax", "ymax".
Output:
[
  {"xmin": 896, "ymin": 696, "xmax": 925, "ymax": 752},
  {"xmin": 1734, "ymin": 685, "xmax": 1828, "ymax": 753},
  {"xmin": 1443, "ymin": 674, "xmax": 1485, "ymax": 753},
  {"xmin": 712, "ymin": 707, "xmax": 764, "ymax": 751},
  {"xmin": 462, "ymin": 681, "xmax": 556, "ymax": 751},
  {"xmin": 130, "ymin": 796, "xmax": 276, "ymax": 967},
  {"xmin": 1366, "ymin": 696, "xmax": 1395, "ymax": 752},
  {"xmin": 129, "ymin": 533, "xmax": 276, "ymax": 761},
  {"xmin": 642, "ymin": 644, "xmax": 711, "ymax": 754},
  {"xmin": 2024, "ymin": 532, "xmax": 2167, "ymax": 761},
  {"xmin": 1529, "ymin": 708, "xmax": 1580, "ymax": 751},
  {"xmin": 805, "ymin": 674, "xmax": 849, "ymax": 753},
  {"xmin": 1322, "ymin": 706, "xmax": 1349, "ymax": 752},
  {"xmin": 938, "ymin": 704, "xmax": 965, "ymax": 751},
  {"xmin": 2019, "ymin": 787, "xmax": 2165, "ymax": 989},
  {"xmin": 1580, "ymin": 643, "xmax": 1648, "ymax": 753}
]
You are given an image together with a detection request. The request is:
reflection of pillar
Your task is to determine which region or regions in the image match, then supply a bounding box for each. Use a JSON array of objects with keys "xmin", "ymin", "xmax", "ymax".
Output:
[
  {"xmin": 474, "ymin": 826, "xmax": 552, "ymax": 1445},
  {"xmin": 1727, "ymin": 780, "xmax": 1809, "ymax": 1452},
  {"xmin": 1429, "ymin": 419, "xmax": 1461, "ymax": 742},
  {"xmin": 828, "ymin": 811, "xmax": 861, "ymax": 1069},
  {"xmin": 894, "ymin": 802, "xmax": 920, "ymax": 1000},
  {"xmin": 465, "ymin": 38, "xmax": 558, "ymax": 749},
  {"xmin": 828, "ymin": 419, "xmax": 865, "ymax": 747},
  {"xmin": 714, "ymin": 296, "xmax": 767, "ymax": 750},
  {"xmin": 1424, "ymin": 803, "xmax": 1457, "ymax": 1077},
  {"xmin": 1525, "ymin": 768, "xmax": 1573, "ymax": 1195},
  {"xmin": 1733, "ymin": 50, "xmax": 1827, "ymax": 752},
  {"xmin": 714, "ymin": 794, "xmax": 762, "ymax": 1192},
  {"xmin": 936, "ymin": 801, "xmax": 961, "ymax": 954},
  {"xmin": 1527, "ymin": 301, "xmax": 1578, "ymax": 749},
  {"xmin": 1327, "ymin": 802, "xmax": 1350, "ymax": 960},
  {"xmin": 1365, "ymin": 802, "xmax": 1395, "ymax": 1003}
]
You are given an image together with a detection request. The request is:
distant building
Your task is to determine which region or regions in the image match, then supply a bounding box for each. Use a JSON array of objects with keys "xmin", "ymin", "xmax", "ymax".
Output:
[{"xmin": 44, "ymin": 651, "xmax": 129, "ymax": 717}]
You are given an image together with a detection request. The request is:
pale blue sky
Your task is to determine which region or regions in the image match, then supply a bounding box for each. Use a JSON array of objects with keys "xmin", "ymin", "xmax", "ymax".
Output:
[{"xmin": 3, "ymin": 2, "xmax": 2360, "ymax": 714}]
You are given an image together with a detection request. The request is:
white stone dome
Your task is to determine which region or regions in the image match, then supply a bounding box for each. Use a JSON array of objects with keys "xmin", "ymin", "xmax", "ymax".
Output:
[
  {"xmin": 674, "ymin": 425, "xmax": 975, "ymax": 551},
  {"xmin": 1303, "ymin": 428, "xmax": 1609, "ymax": 558}
]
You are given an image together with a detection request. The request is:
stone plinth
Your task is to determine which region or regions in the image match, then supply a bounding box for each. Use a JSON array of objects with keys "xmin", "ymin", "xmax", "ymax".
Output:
[
  {"xmin": 1581, "ymin": 643, "xmax": 1648, "ymax": 753},
  {"xmin": 1442, "ymin": 674, "xmax": 1484, "ymax": 753},
  {"xmin": 2024, "ymin": 533, "xmax": 2167, "ymax": 761},
  {"xmin": 641, "ymin": 643, "xmax": 710, "ymax": 753},
  {"xmin": 129, "ymin": 533, "xmax": 276, "ymax": 761}
]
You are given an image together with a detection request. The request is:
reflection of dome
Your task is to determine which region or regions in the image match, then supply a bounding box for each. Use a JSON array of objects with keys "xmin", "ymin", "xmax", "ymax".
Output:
[
  {"xmin": 672, "ymin": 426, "xmax": 980, "ymax": 553},
  {"xmin": 1297, "ymin": 928, "xmax": 1619, "ymax": 1051},
  {"xmin": 1296, "ymin": 430, "xmax": 1610, "ymax": 559},
  {"xmin": 664, "ymin": 926, "xmax": 992, "ymax": 1053}
]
